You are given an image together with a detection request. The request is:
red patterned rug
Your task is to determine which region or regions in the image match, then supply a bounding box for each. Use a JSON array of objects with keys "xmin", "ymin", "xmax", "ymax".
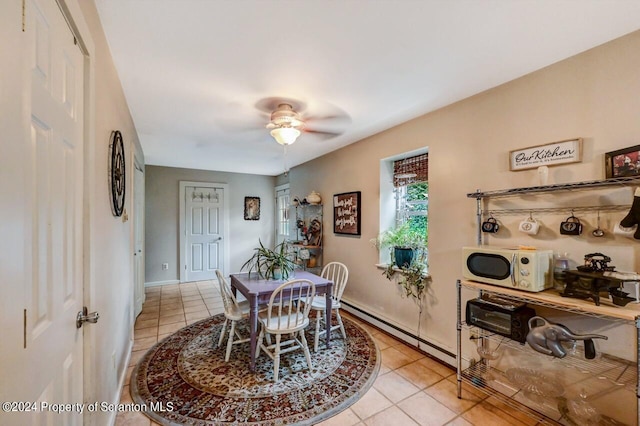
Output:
[{"xmin": 131, "ymin": 313, "xmax": 380, "ymax": 425}]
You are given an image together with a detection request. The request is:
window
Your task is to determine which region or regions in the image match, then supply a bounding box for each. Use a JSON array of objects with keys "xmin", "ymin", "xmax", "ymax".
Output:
[
  {"xmin": 275, "ymin": 185, "xmax": 290, "ymax": 246},
  {"xmin": 378, "ymin": 150, "xmax": 429, "ymax": 265},
  {"xmin": 394, "ymin": 153, "xmax": 428, "ymax": 249}
]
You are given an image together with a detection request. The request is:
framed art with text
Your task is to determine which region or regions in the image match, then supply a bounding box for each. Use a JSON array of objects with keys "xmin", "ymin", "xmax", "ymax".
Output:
[
  {"xmin": 509, "ymin": 138, "xmax": 582, "ymax": 171},
  {"xmin": 333, "ymin": 191, "xmax": 361, "ymax": 235}
]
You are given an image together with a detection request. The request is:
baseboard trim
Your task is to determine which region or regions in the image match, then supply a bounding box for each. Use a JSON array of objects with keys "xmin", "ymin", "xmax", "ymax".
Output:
[
  {"xmin": 109, "ymin": 337, "xmax": 133, "ymax": 426},
  {"xmin": 341, "ymin": 300, "xmax": 456, "ymax": 367},
  {"xmin": 144, "ymin": 280, "xmax": 179, "ymax": 288}
]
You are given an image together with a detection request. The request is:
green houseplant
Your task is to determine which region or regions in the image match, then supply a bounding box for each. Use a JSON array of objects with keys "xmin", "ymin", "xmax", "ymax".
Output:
[
  {"xmin": 241, "ymin": 240, "xmax": 296, "ymax": 280},
  {"xmin": 372, "ymin": 222, "xmax": 426, "ymax": 267}
]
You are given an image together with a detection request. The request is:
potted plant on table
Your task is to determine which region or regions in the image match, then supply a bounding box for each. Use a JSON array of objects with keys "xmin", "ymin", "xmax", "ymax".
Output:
[{"xmin": 241, "ymin": 240, "xmax": 296, "ymax": 280}]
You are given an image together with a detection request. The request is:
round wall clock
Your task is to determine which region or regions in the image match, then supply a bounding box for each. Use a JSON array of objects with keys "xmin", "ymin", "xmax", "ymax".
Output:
[{"xmin": 109, "ymin": 130, "xmax": 126, "ymax": 217}]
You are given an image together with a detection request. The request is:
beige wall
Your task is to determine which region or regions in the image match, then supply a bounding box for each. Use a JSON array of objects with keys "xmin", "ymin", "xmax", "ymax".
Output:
[
  {"xmin": 145, "ymin": 166, "xmax": 277, "ymax": 283},
  {"xmin": 76, "ymin": 1, "xmax": 144, "ymax": 423},
  {"xmin": 291, "ymin": 31, "xmax": 640, "ymax": 362}
]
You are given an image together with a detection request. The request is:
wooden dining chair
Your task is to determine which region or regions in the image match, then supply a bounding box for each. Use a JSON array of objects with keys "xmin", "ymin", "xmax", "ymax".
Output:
[
  {"xmin": 215, "ymin": 270, "xmax": 251, "ymax": 362},
  {"xmin": 310, "ymin": 262, "xmax": 349, "ymax": 352},
  {"xmin": 255, "ymin": 279, "xmax": 316, "ymax": 382}
]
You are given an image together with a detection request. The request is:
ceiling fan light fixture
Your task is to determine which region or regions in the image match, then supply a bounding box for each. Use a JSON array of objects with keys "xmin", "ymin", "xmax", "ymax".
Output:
[{"xmin": 270, "ymin": 127, "xmax": 301, "ymax": 145}]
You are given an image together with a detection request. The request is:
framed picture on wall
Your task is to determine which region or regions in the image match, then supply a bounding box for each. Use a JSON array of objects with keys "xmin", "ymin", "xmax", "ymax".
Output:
[
  {"xmin": 333, "ymin": 191, "xmax": 361, "ymax": 235},
  {"xmin": 244, "ymin": 196, "xmax": 260, "ymax": 220},
  {"xmin": 605, "ymin": 145, "xmax": 640, "ymax": 179}
]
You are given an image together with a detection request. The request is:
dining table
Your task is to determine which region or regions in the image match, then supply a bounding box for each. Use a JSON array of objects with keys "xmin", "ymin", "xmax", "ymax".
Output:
[{"xmin": 229, "ymin": 270, "xmax": 333, "ymax": 372}]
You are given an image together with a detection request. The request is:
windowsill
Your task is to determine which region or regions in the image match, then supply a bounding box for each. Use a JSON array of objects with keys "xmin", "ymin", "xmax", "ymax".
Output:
[{"xmin": 375, "ymin": 263, "xmax": 430, "ymax": 278}]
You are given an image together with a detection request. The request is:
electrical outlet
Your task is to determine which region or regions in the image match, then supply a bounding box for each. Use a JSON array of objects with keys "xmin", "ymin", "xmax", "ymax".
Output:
[{"xmin": 162, "ymin": 263, "xmax": 169, "ymax": 270}]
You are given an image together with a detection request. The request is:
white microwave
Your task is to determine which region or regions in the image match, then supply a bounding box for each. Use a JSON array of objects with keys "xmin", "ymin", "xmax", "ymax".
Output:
[{"xmin": 462, "ymin": 246, "xmax": 554, "ymax": 292}]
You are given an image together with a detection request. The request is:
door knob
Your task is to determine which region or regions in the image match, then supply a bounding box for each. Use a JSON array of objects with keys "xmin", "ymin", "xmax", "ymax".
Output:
[{"xmin": 76, "ymin": 307, "xmax": 100, "ymax": 328}]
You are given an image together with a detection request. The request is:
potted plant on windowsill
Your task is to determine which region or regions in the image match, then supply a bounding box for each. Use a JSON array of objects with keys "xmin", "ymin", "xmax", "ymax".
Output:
[
  {"xmin": 372, "ymin": 222, "xmax": 426, "ymax": 268},
  {"xmin": 241, "ymin": 240, "xmax": 296, "ymax": 280}
]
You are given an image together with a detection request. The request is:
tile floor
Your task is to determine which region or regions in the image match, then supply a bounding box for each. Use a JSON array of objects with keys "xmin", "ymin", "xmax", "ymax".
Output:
[{"xmin": 116, "ymin": 281, "xmax": 554, "ymax": 426}]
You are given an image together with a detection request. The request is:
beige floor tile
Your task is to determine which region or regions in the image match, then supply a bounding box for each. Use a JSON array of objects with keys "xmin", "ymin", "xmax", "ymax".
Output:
[
  {"xmin": 378, "ymin": 363, "xmax": 391, "ymax": 376},
  {"xmin": 133, "ymin": 327, "xmax": 158, "ymax": 339},
  {"xmin": 141, "ymin": 304, "xmax": 160, "ymax": 313},
  {"xmin": 316, "ymin": 408, "xmax": 361, "ymax": 426},
  {"xmin": 128, "ymin": 350, "xmax": 147, "ymax": 367},
  {"xmin": 181, "ymin": 295, "xmax": 203, "ymax": 302},
  {"xmin": 187, "ymin": 317, "xmax": 207, "ymax": 325},
  {"xmin": 397, "ymin": 391, "xmax": 457, "ymax": 425},
  {"xmin": 373, "ymin": 371, "xmax": 421, "ymax": 404},
  {"xmin": 208, "ymin": 306, "xmax": 225, "ymax": 316},
  {"xmin": 350, "ymin": 387, "xmax": 393, "ymax": 420},
  {"xmin": 445, "ymin": 417, "xmax": 473, "ymax": 426},
  {"xmin": 419, "ymin": 356, "xmax": 456, "ymax": 378},
  {"xmin": 115, "ymin": 410, "xmax": 151, "ymax": 426},
  {"xmin": 184, "ymin": 303, "xmax": 208, "ymax": 313},
  {"xmin": 158, "ymin": 313, "xmax": 185, "ymax": 325},
  {"xmin": 374, "ymin": 331, "xmax": 401, "ymax": 347},
  {"xmin": 160, "ymin": 299, "xmax": 182, "ymax": 308},
  {"xmin": 132, "ymin": 336, "xmax": 157, "ymax": 352},
  {"xmin": 119, "ymin": 385, "xmax": 132, "ymax": 403},
  {"xmin": 484, "ymin": 396, "xmax": 540, "ymax": 426},
  {"xmin": 159, "ymin": 308, "xmax": 184, "ymax": 317},
  {"xmin": 363, "ymin": 406, "xmax": 419, "ymax": 426},
  {"xmin": 134, "ymin": 318, "xmax": 158, "ymax": 330},
  {"xmin": 158, "ymin": 332, "xmax": 174, "ymax": 341},
  {"xmin": 142, "ymin": 299, "xmax": 160, "ymax": 307},
  {"xmin": 461, "ymin": 400, "xmax": 529, "ymax": 426},
  {"xmin": 136, "ymin": 312, "xmax": 159, "ymax": 322},
  {"xmin": 394, "ymin": 344, "xmax": 425, "ymax": 362},
  {"xmin": 125, "ymin": 365, "xmax": 135, "ymax": 386},
  {"xmin": 380, "ymin": 346, "xmax": 414, "ymax": 370},
  {"xmin": 185, "ymin": 310, "xmax": 210, "ymax": 321},
  {"xmin": 424, "ymin": 379, "xmax": 484, "ymax": 414},
  {"xmin": 395, "ymin": 359, "xmax": 445, "ymax": 389},
  {"xmin": 158, "ymin": 322, "xmax": 186, "ymax": 335}
]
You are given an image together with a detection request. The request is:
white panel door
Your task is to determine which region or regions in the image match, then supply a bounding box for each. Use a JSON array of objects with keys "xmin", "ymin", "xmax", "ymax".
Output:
[
  {"xmin": 133, "ymin": 163, "xmax": 145, "ymax": 317},
  {"xmin": 5, "ymin": 0, "xmax": 85, "ymax": 425},
  {"xmin": 185, "ymin": 186, "xmax": 224, "ymax": 281}
]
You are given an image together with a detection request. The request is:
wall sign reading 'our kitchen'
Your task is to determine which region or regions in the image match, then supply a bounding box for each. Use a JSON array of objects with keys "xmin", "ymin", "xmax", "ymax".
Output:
[
  {"xmin": 333, "ymin": 191, "xmax": 361, "ymax": 236},
  {"xmin": 510, "ymin": 138, "xmax": 582, "ymax": 171}
]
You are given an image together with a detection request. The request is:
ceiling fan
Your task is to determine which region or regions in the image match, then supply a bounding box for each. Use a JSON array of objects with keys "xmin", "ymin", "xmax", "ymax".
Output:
[{"xmin": 256, "ymin": 97, "xmax": 351, "ymax": 146}]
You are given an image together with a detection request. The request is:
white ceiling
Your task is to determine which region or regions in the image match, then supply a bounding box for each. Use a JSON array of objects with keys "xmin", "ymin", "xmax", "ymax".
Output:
[{"xmin": 95, "ymin": 0, "xmax": 640, "ymax": 176}]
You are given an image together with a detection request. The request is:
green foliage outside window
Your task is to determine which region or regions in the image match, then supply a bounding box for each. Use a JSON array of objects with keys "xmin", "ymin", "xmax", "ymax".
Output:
[{"xmin": 403, "ymin": 182, "xmax": 428, "ymax": 246}]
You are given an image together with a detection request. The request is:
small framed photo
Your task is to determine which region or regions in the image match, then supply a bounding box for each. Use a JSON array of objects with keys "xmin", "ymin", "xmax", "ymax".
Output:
[
  {"xmin": 605, "ymin": 145, "xmax": 640, "ymax": 179},
  {"xmin": 244, "ymin": 196, "xmax": 260, "ymax": 220}
]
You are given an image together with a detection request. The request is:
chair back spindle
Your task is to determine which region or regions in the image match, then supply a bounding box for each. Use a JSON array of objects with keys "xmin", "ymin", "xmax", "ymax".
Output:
[{"xmin": 268, "ymin": 279, "xmax": 315, "ymax": 331}]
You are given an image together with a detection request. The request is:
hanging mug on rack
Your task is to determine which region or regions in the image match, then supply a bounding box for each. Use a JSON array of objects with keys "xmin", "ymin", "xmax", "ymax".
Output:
[
  {"xmin": 560, "ymin": 213, "xmax": 583, "ymax": 236},
  {"xmin": 519, "ymin": 214, "xmax": 540, "ymax": 235},
  {"xmin": 482, "ymin": 214, "xmax": 500, "ymax": 233}
]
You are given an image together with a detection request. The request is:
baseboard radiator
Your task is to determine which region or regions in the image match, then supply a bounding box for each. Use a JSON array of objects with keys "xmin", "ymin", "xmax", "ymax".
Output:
[{"xmin": 341, "ymin": 300, "xmax": 456, "ymax": 368}]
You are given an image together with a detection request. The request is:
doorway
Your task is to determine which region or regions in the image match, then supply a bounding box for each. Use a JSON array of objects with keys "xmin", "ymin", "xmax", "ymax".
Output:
[
  {"xmin": 179, "ymin": 182, "xmax": 229, "ymax": 282},
  {"xmin": 133, "ymin": 160, "xmax": 145, "ymax": 317}
]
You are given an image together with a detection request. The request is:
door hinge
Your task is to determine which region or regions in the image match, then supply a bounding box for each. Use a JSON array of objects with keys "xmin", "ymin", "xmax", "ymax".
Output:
[
  {"xmin": 22, "ymin": 0, "xmax": 26, "ymax": 32},
  {"xmin": 23, "ymin": 309, "xmax": 27, "ymax": 348}
]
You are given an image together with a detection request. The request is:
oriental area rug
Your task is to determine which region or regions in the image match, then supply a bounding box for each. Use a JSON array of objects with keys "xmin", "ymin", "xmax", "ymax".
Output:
[{"xmin": 131, "ymin": 313, "xmax": 380, "ymax": 425}]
